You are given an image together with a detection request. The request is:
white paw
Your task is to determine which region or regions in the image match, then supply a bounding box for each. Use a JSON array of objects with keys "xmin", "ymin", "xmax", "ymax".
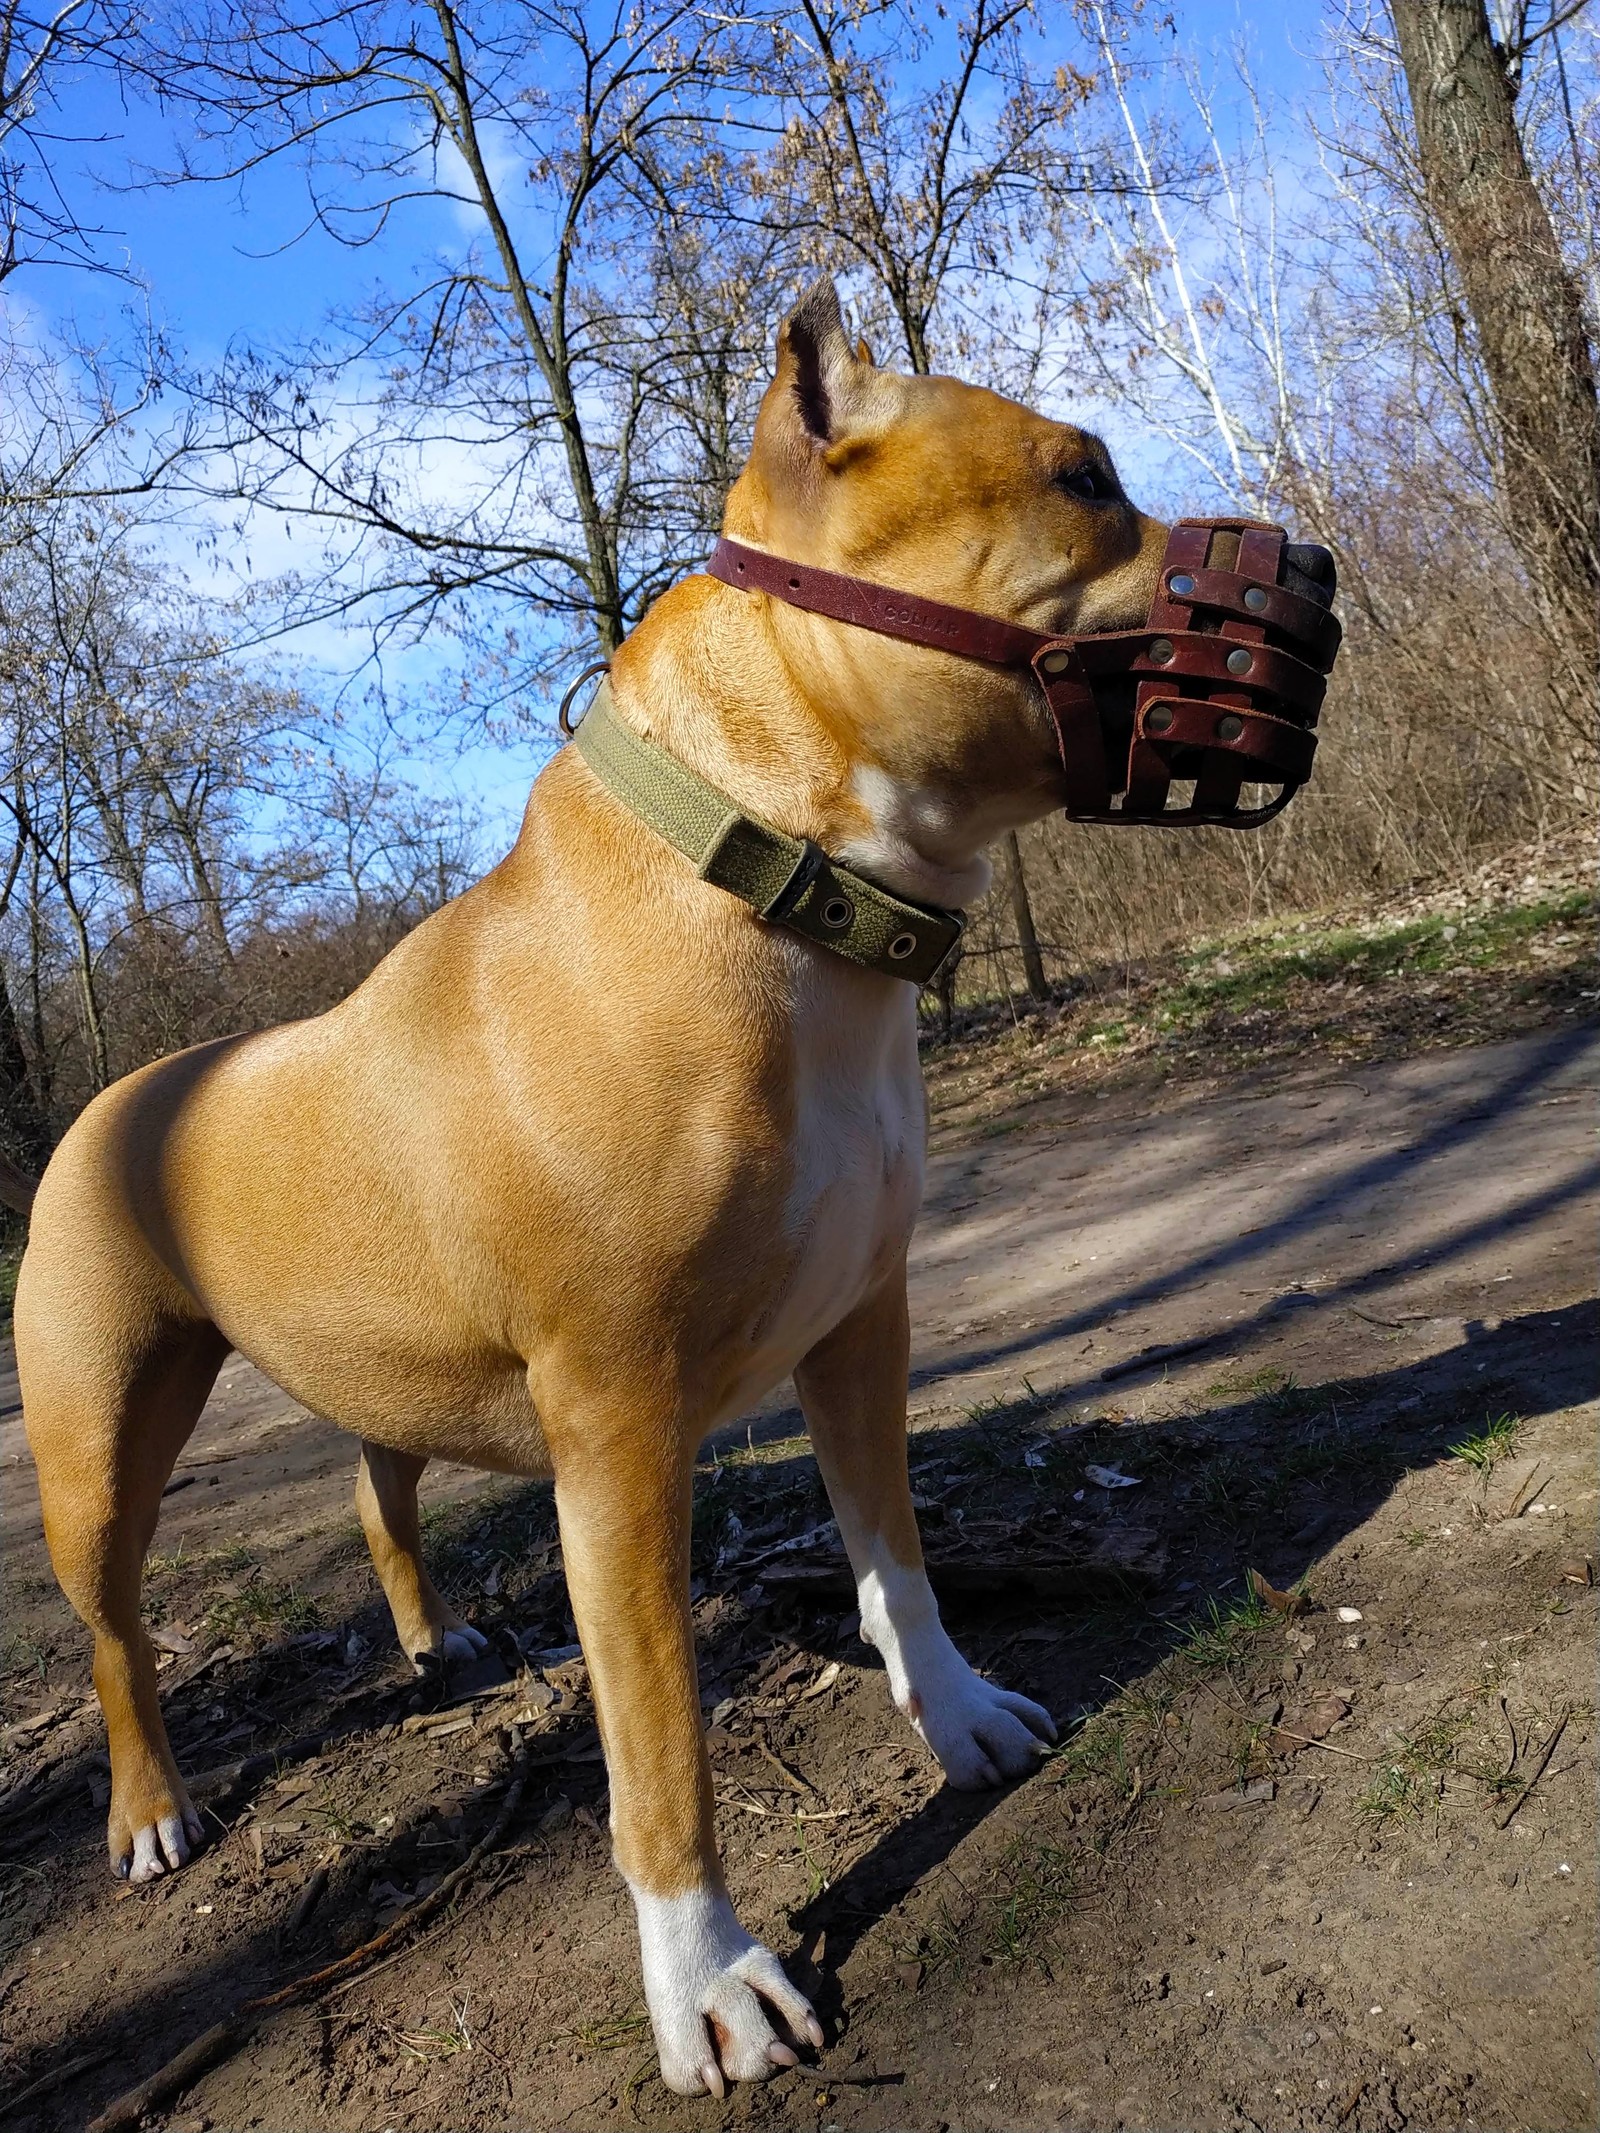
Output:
[
  {"xmin": 909, "ymin": 1666, "xmax": 1056, "ymax": 1789},
  {"xmin": 119, "ymin": 1803, "xmax": 205, "ymax": 1883},
  {"xmin": 632, "ymin": 1884, "xmax": 822, "ymax": 2097},
  {"xmin": 441, "ymin": 1624, "xmax": 489, "ymax": 1663}
]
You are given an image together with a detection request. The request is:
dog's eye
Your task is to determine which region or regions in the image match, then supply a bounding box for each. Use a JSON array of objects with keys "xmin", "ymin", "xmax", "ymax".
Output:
[{"xmin": 1057, "ymin": 462, "xmax": 1118, "ymax": 502}]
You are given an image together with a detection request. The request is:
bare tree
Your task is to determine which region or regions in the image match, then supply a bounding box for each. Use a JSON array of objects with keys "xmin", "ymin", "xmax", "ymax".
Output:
[
  {"xmin": 129, "ymin": 0, "xmax": 774, "ymax": 705},
  {"xmin": 1384, "ymin": 0, "xmax": 1598, "ymax": 658}
]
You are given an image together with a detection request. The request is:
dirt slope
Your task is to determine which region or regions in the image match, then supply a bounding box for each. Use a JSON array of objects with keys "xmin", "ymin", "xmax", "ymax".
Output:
[{"xmin": 1, "ymin": 1022, "xmax": 1594, "ymax": 2132}]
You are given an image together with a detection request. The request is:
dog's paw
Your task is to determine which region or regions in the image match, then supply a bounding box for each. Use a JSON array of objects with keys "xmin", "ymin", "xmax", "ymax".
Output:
[
  {"xmin": 112, "ymin": 1797, "xmax": 205, "ymax": 1884},
  {"xmin": 910, "ymin": 1667, "xmax": 1056, "ymax": 1789},
  {"xmin": 632, "ymin": 1885, "xmax": 822, "ymax": 2097},
  {"xmin": 408, "ymin": 1621, "xmax": 490, "ymax": 1675}
]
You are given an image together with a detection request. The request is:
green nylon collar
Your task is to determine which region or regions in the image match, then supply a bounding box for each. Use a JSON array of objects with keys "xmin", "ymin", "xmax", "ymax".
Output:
[{"xmin": 570, "ymin": 680, "xmax": 964, "ymax": 986}]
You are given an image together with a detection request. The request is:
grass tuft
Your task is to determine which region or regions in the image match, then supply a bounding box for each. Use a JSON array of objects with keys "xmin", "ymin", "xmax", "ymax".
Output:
[{"xmin": 1449, "ymin": 1412, "xmax": 1522, "ymax": 1476}]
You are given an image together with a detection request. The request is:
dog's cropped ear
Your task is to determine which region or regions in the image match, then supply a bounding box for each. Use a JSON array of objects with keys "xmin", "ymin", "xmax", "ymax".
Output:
[{"xmin": 775, "ymin": 280, "xmax": 875, "ymax": 449}]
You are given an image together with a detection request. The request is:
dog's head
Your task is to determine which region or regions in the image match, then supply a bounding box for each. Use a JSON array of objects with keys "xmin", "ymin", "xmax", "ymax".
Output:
[{"xmin": 722, "ymin": 280, "xmax": 1171, "ymax": 854}]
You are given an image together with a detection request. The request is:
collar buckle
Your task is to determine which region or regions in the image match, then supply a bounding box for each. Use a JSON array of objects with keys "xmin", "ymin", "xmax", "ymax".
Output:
[{"xmin": 760, "ymin": 838, "xmax": 829, "ymax": 925}]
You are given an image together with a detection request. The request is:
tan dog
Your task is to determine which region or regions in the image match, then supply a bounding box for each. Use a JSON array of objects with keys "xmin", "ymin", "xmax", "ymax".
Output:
[{"xmin": 17, "ymin": 281, "xmax": 1166, "ymax": 2096}]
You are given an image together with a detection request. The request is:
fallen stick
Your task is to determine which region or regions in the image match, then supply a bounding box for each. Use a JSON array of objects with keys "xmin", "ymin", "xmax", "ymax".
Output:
[
  {"xmin": 1266, "ymin": 1727, "xmax": 1376, "ymax": 1764},
  {"xmin": 0, "ymin": 2046, "xmax": 115, "ymax": 2121},
  {"xmin": 86, "ymin": 1744, "xmax": 535, "ymax": 2133},
  {"xmin": 1100, "ymin": 1335, "xmax": 1220, "ymax": 1383},
  {"xmin": 755, "ymin": 1736, "xmax": 820, "ymax": 1797},
  {"xmin": 1496, "ymin": 1709, "xmax": 1571, "ymax": 1831}
]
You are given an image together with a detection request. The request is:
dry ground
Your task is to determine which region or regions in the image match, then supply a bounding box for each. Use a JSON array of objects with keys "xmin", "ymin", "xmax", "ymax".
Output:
[{"xmin": 0, "ymin": 845, "xmax": 1595, "ymax": 2133}]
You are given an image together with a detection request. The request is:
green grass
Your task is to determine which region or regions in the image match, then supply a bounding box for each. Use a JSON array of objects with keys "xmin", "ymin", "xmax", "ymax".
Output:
[
  {"xmin": 1158, "ymin": 891, "xmax": 1592, "ymax": 1037},
  {"xmin": 1357, "ymin": 1705, "xmax": 1494, "ymax": 1829},
  {"xmin": 560, "ymin": 2010, "xmax": 651, "ymax": 2053},
  {"xmin": 1449, "ymin": 1412, "xmax": 1522, "ymax": 1476},
  {"xmin": 203, "ymin": 1577, "xmax": 321, "ymax": 1647},
  {"xmin": 985, "ymin": 1837, "xmax": 1077, "ymax": 1967},
  {"xmin": 1173, "ymin": 1583, "xmax": 1268, "ymax": 1673}
]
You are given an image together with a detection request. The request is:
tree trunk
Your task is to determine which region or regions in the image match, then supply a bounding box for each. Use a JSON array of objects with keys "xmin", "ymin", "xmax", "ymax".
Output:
[
  {"xmin": 0, "ymin": 967, "xmax": 49, "ymax": 1172},
  {"xmin": 1002, "ymin": 830, "xmax": 1050, "ymax": 1000},
  {"xmin": 1388, "ymin": 0, "xmax": 1599, "ymax": 658}
]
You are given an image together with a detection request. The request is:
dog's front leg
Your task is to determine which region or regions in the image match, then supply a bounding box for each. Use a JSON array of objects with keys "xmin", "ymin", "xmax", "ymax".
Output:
[
  {"xmin": 551, "ymin": 1410, "xmax": 822, "ymax": 2097},
  {"xmin": 796, "ymin": 1268, "xmax": 1056, "ymax": 1787}
]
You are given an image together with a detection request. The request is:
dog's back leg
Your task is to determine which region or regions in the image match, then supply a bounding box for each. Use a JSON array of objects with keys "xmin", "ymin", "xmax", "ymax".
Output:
[
  {"xmin": 18, "ymin": 1264, "xmax": 226, "ymax": 1883},
  {"xmin": 355, "ymin": 1441, "xmax": 489, "ymax": 1673}
]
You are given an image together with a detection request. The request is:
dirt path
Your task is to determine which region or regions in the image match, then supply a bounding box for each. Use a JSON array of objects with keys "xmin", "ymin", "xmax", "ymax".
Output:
[{"xmin": 1, "ymin": 1023, "xmax": 1594, "ymax": 2131}]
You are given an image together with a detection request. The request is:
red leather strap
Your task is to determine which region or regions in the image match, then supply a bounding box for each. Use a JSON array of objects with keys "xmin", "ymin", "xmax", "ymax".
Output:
[{"xmin": 707, "ymin": 537, "xmax": 1049, "ymax": 670}]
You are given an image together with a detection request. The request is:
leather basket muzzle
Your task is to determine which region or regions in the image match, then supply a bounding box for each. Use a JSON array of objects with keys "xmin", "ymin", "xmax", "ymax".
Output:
[
  {"xmin": 1036, "ymin": 518, "xmax": 1341, "ymax": 828},
  {"xmin": 706, "ymin": 515, "xmax": 1341, "ymax": 831}
]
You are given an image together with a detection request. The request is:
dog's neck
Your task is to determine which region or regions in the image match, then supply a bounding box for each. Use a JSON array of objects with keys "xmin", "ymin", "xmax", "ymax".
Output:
[{"xmin": 609, "ymin": 577, "xmax": 1017, "ymax": 911}]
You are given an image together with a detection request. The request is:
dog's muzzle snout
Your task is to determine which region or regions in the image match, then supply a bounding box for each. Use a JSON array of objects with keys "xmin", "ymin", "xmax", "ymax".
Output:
[
  {"xmin": 1033, "ymin": 518, "xmax": 1343, "ymax": 830},
  {"xmin": 706, "ymin": 517, "xmax": 1343, "ymax": 832}
]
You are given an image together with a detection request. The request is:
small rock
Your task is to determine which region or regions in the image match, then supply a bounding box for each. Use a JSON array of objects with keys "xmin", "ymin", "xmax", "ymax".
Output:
[
  {"xmin": 538, "ymin": 1796, "xmax": 574, "ymax": 1835},
  {"xmin": 1335, "ymin": 1607, "xmax": 1363, "ymax": 1624},
  {"xmin": 895, "ymin": 1960, "xmax": 924, "ymax": 1990}
]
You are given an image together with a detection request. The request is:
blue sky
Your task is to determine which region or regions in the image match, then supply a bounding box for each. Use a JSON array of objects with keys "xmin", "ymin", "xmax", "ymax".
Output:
[{"xmin": 24, "ymin": 1, "xmax": 1336, "ymax": 842}]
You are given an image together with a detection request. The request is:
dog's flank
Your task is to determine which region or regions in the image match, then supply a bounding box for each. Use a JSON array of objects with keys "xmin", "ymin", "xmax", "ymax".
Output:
[{"xmin": 15, "ymin": 277, "xmax": 1166, "ymax": 2094}]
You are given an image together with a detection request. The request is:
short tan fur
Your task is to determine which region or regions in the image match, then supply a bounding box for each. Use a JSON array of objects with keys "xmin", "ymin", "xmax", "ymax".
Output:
[{"xmin": 16, "ymin": 280, "xmax": 1167, "ymax": 2093}]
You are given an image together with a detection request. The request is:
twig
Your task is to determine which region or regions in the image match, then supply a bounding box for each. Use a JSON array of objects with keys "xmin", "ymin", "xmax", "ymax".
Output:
[
  {"xmin": 1268, "ymin": 1727, "xmax": 1378, "ymax": 1764},
  {"xmin": 85, "ymin": 1746, "xmax": 535, "ymax": 2133},
  {"xmin": 1497, "ymin": 1466, "xmax": 1546, "ymax": 1523},
  {"xmin": 716, "ymin": 1794, "xmax": 849, "ymax": 1822},
  {"xmin": 1496, "ymin": 1709, "xmax": 1571, "ymax": 1830},
  {"xmin": 1100, "ymin": 1334, "xmax": 1220, "ymax": 1382},
  {"xmin": 756, "ymin": 1736, "xmax": 820, "ymax": 1797},
  {"xmin": 281, "ymin": 1861, "xmax": 330, "ymax": 1942},
  {"xmin": 0, "ymin": 2047, "xmax": 115, "ymax": 2121}
]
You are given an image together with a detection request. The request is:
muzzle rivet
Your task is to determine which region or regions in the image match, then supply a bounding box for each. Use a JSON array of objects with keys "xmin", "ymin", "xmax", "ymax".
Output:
[
  {"xmin": 1243, "ymin": 585, "xmax": 1269, "ymax": 612},
  {"xmin": 1216, "ymin": 713, "xmax": 1245, "ymax": 741},
  {"xmin": 1039, "ymin": 648, "xmax": 1074, "ymax": 676},
  {"xmin": 1225, "ymin": 647, "xmax": 1254, "ymax": 675},
  {"xmin": 888, "ymin": 931, "xmax": 918, "ymax": 960},
  {"xmin": 821, "ymin": 895, "xmax": 855, "ymax": 930},
  {"xmin": 1145, "ymin": 704, "xmax": 1175, "ymax": 734},
  {"xmin": 1148, "ymin": 637, "xmax": 1175, "ymax": 664},
  {"xmin": 1168, "ymin": 573, "xmax": 1195, "ymax": 597}
]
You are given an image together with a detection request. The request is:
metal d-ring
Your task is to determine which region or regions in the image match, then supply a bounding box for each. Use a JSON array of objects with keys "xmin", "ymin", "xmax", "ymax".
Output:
[{"xmin": 558, "ymin": 661, "xmax": 612, "ymax": 737}]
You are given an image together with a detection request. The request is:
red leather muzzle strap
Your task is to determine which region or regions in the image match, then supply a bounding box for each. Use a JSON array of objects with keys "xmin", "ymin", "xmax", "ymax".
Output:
[{"xmin": 706, "ymin": 520, "xmax": 1340, "ymax": 830}]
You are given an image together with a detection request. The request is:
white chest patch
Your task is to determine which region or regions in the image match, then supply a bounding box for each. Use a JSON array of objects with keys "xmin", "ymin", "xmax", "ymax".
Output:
[{"xmin": 719, "ymin": 959, "xmax": 924, "ymax": 1416}]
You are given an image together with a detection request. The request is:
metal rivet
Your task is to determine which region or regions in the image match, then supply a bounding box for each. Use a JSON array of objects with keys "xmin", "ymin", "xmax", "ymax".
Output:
[
  {"xmin": 1147, "ymin": 637, "xmax": 1175, "ymax": 664},
  {"xmin": 1225, "ymin": 647, "xmax": 1254, "ymax": 675},
  {"xmin": 888, "ymin": 931, "xmax": 918, "ymax": 961},
  {"xmin": 1168, "ymin": 572, "xmax": 1196, "ymax": 597},
  {"xmin": 1242, "ymin": 585, "xmax": 1269, "ymax": 612},
  {"xmin": 1145, "ymin": 703, "xmax": 1175, "ymax": 734},
  {"xmin": 1216, "ymin": 713, "xmax": 1245, "ymax": 741},
  {"xmin": 821, "ymin": 895, "xmax": 854, "ymax": 930},
  {"xmin": 1038, "ymin": 647, "xmax": 1073, "ymax": 676}
]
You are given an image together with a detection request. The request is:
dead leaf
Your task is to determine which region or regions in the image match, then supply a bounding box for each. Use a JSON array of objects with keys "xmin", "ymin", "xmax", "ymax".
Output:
[
  {"xmin": 1248, "ymin": 1568, "xmax": 1310, "ymax": 1617},
  {"xmin": 1557, "ymin": 1557, "xmax": 1594, "ymax": 1588},
  {"xmin": 1269, "ymin": 1694, "xmax": 1351, "ymax": 1754},
  {"xmin": 802, "ymin": 1660, "xmax": 842, "ymax": 1700},
  {"xmin": 1085, "ymin": 1464, "xmax": 1141, "ymax": 1489},
  {"xmin": 150, "ymin": 1625, "xmax": 196, "ymax": 1656}
]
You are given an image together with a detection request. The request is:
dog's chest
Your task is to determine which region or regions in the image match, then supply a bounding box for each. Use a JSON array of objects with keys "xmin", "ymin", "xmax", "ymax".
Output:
[{"xmin": 737, "ymin": 975, "xmax": 924, "ymax": 1386}]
